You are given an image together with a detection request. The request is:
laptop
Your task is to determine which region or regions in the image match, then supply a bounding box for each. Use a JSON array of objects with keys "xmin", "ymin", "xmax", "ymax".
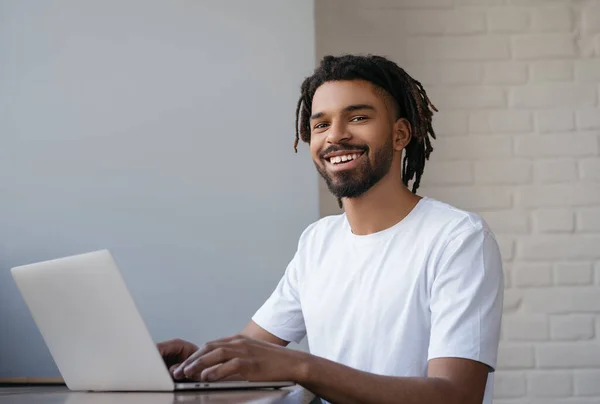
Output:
[{"xmin": 10, "ymin": 249, "xmax": 295, "ymax": 392}]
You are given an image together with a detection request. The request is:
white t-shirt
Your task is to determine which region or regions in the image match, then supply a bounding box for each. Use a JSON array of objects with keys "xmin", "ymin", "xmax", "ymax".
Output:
[{"xmin": 252, "ymin": 197, "xmax": 504, "ymax": 404}]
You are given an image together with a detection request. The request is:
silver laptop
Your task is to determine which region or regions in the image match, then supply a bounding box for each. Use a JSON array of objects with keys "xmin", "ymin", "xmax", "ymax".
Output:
[{"xmin": 10, "ymin": 249, "xmax": 294, "ymax": 392}]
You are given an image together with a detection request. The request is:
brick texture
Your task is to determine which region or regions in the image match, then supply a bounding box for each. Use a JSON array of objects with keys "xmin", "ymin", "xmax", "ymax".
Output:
[
  {"xmin": 431, "ymin": 110, "xmax": 468, "ymax": 136},
  {"xmin": 531, "ymin": 6, "xmax": 573, "ymax": 33},
  {"xmin": 485, "ymin": 62, "xmax": 528, "ymax": 84},
  {"xmin": 404, "ymin": 62, "xmax": 484, "ymax": 85},
  {"xmin": 583, "ymin": 1, "xmax": 600, "ymax": 33},
  {"xmin": 469, "ymin": 110, "xmax": 532, "ymax": 133},
  {"xmin": 497, "ymin": 344, "xmax": 536, "ymax": 369},
  {"xmin": 575, "ymin": 370, "xmax": 600, "ymax": 396},
  {"xmin": 554, "ymin": 263, "xmax": 594, "ymax": 286},
  {"xmin": 514, "ymin": 133, "xmax": 598, "ymax": 158},
  {"xmin": 537, "ymin": 343, "xmax": 600, "ymax": 369},
  {"xmin": 488, "ymin": 9, "xmax": 530, "ymax": 33},
  {"xmin": 316, "ymin": 1, "xmax": 600, "ymax": 401},
  {"xmin": 577, "ymin": 207, "xmax": 600, "ymax": 232},
  {"xmin": 550, "ymin": 315, "xmax": 595, "ymax": 341},
  {"xmin": 527, "ymin": 371, "xmax": 573, "ymax": 397},
  {"xmin": 404, "ymin": 36, "xmax": 510, "ymax": 61},
  {"xmin": 575, "ymin": 59, "xmax": 600, "ymax": 82},
  {"xmin": 512, "ymin": 35, "xmax": 577, "ymax": 59},
  {"xmin": 503, "ymin": 314, "xmax": 549, "ymax": 341},
  {"xmin": 510, "ymin": 84, "xmax": 596, "ymax": 108},
  {"xmin": 480, "ymin": 209, "xmax": 530, "ymax": 234},
  {"xmin": 513, "ymin": 263, "xmax": 553, "ymax": 287},
  {"xmin": 423, "ymin": 161, "xmax": 473, "ymax": 185},
  {"xmin": 516, "ymin": 184, "xmax": 600, "ymax": 208},
  {"xmin": 576, "ymin": 109, "xmax": 600, "ymax": 129},
  {"xmin": 580, "ymin": 159, "xmax": 600, "ymax": 181},
  {"xmin": 535, "ymin": 110, "xmax": 575, "ymax": 133},
  {"xmin": 533, "ymin": 159, "xmax": 578, "ymax": 183},
  {"xmin": 432, "ymin": 136, "xmax": 512, "ymax": 160},
  {"xmin": 475, "ymin": 160, "xmax": 532, "ymax": 185},
  {"xmin": 495, "ymin": 371, "xmax": 527, "ymax": 398},
  {"xmin": 530, "ymin": 60, "xmax": 574, "ymax": 82},
  {"xmin": 401, "ymin": 10, "xmax": 486, "ymax": 35},
  {"xmin": 534, "ymin": 209, "xmax": 574, "ymax": 233}
]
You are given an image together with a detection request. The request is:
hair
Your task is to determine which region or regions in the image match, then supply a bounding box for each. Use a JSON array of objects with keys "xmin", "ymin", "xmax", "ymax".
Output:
[{"xmin": 294, "ymin": 54, "xmax": 438, "ymax": 195}]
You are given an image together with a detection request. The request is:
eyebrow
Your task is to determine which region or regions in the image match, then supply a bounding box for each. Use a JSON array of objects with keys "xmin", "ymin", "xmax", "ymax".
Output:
[{"xmin": 310, "ymin": 104, "xmax": 376, "ymax": 121}]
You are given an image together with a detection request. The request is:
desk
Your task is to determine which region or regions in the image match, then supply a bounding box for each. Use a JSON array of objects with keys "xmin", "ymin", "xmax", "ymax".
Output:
[{"xmin": 0, "ymin": 384, "xmax": 317, "ymax": 404}]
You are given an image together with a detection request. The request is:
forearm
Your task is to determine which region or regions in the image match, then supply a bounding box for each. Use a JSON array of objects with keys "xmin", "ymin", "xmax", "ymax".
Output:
[
  {"xmin": 296, "ymin": 355, "xmax": 467, "ymax": 404},
  {"xmin": 241, "ymin": 321, "xmax": 289, "ymax": 347}
]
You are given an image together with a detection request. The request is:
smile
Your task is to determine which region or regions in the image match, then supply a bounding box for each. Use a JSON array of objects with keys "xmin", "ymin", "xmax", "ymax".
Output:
[
  {"xmin": 328, "ymin": 152, "xmax": 363, "ymax": 165},
  {"xmin": 324, "ymin": 151, "xmax": 365, "ymax": 171}
]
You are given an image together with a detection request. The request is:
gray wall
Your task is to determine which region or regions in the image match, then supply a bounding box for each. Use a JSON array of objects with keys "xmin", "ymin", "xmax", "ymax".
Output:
[{"xmin": 0, "ymin": 0, "xmax": 317, "ymax": 378}]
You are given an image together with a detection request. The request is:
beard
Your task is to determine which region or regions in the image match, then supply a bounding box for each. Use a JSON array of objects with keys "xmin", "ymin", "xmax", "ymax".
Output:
[{"xmin": 315, "ymin": 137, "xmax": 394, "ymax": 200}]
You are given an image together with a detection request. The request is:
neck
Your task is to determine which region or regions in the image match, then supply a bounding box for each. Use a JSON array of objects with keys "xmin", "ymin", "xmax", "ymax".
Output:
[{"xmin": 342, "ymin": 170, "xmax": 422, "ymax": 236}]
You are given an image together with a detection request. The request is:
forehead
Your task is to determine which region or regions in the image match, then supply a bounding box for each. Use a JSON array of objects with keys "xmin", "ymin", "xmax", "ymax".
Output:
[{"xmin": 311, "ymin": 80, "xmax": 386, "ymax": 113}]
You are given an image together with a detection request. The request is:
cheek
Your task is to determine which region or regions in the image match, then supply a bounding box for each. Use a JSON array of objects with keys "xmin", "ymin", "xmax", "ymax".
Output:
[{"xmin": 309, "ymin": 136, "xmax": 321, "ymax": 159}]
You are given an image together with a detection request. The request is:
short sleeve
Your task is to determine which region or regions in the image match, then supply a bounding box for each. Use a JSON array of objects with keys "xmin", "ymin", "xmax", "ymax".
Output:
[
  {"xmin": 428, "ymin": 227, "xmax": 504, "ymax": 371},
  {"xmin": 251, "ymin": 251, "xmax": 306, "ymax": 344}
]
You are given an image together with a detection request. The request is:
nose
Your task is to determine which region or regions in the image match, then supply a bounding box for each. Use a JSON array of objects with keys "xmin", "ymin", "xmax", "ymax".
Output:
[{"xmin": 325, "ymin": 120, "xmax": 351, "ymax": 144}]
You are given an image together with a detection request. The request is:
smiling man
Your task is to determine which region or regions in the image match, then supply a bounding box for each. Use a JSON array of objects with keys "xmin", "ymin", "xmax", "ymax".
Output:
[{"xmin": 159, "ymin": 54, "xmax": 504, "ymax": 404}]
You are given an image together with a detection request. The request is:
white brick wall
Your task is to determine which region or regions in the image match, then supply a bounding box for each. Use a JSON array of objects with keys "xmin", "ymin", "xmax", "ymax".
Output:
[
  {"xmin": 316, "ymin": 0, "xmax": 600, "ymax": 402},
  {"xmin": 535, "ymin": 110, "xmax": 575, "ymax": 133},
  {"xmin": 550, "ymin": 314, "xmax": 595, "ymax": 340},
  {"xmin": 527, "ymin": 371, "xmax": 573, "ymax": 397},
  {"xmin": 533, "ymin": 209, "xmax": 575, "ymax": 233},
  {"xmin": 533, "ymin": 159, "xmax": 578, "ymax": 183},
  {"xmin": 530, "ymin": 60, "xmax": 574, "ymax": 82}
]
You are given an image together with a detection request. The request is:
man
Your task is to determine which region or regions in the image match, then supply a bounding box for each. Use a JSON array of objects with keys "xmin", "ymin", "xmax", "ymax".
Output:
[{"xmin": 158, "ymin": 54, "xmax": 504, "ymax": 404}]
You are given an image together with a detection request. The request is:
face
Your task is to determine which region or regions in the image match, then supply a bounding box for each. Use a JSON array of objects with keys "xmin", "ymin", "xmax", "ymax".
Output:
[{"xmin": 309, "ymin": 80, "xmax": 409, "ymax": 200}]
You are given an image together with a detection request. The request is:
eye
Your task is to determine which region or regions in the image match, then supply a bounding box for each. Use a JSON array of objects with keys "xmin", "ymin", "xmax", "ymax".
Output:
[
  {"xmin": 350, "ymin": 116, "xmax": 368, "ymax": 122},
  {"xmin": 313, "ymin": 122, "xmax": 329, "ymax": 130}
]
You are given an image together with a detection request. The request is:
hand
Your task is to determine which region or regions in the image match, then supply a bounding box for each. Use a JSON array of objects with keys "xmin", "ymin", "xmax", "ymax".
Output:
[
  {"xmin": 172, "ymin": 334, "xmax": 309, "ymax": 383},
  {"xmin": 157, "ymin": 338, "xmax": 199, "ymax": 378}
]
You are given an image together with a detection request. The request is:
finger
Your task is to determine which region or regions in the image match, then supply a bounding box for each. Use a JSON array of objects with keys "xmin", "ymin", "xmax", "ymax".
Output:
[
  {"xmin": 196, "ymin": 363, "xmax": 221, "ymax": 381},
  {"xmin": 173, "ymin": 336, "xmax": 250, "ymax": 378},
  {"xmin": 158, "ymin": 338, "xmax": 196, "ymax": 360},
  {"xmin": 178, "ymin": 362, "xmax": 244, "ymax": 382},
  {"xmin": 171, "ymin": 364, "xmax": 195, "ymax": 381},
  {"xmin": 201, "ymin": 358, "xmax": 248, "ymax": 382},
  {"xmin": 157, "ymin": 340, "xmax": 182, "ymax": 357},
  {"xmin": 174, "ymin": 339, "xmax": 230, "ymax": 376},
  {"xmin": 182, "ymin": 347, "xmax": 240, "ymax": 379},
  {"xmin": 169, "ymin": 364, "xmax": 180, "ymax": 378},
  {"xmin": 183, "ymin": 347, "xmax": 243, "ymax": 380},
  {"xmin": 173, "ymin": 344, "xmax": 215, "ymax": 378}
]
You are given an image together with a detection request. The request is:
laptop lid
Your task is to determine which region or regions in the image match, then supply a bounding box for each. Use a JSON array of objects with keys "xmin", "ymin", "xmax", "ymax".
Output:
[{"xmin": 11, "ymin": 250, "xmax": 175, "ymax": 391}]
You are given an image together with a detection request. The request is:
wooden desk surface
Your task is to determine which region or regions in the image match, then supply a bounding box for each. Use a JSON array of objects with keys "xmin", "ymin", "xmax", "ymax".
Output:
[{"xmin": 0, "ymin": 384, "xmax": 317, "ymax": 404}]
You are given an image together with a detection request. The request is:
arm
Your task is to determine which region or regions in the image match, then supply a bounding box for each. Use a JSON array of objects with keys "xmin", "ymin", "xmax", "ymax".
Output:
[
  {"xmin": 172, "ymin": 334, "xmax": 488, "ymax": 404},
  {"xmin": 241, "ymin": 320, "xmax": 289, "ymax": 347},
  {"xmin": 297, "ymin": 355, "xmax": 488, "ymax": 404}
]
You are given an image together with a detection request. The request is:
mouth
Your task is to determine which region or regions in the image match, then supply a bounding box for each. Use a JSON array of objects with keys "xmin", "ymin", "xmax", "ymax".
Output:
[{"xmin": 323, "ymin": 151, "xmax": 365, "ymax": 171}]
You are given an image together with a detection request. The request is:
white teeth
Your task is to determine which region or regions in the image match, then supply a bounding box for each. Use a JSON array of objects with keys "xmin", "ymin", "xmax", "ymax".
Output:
[{"xmin": 330, "ymin": 153, "xmax": 361, "ymax": 164}]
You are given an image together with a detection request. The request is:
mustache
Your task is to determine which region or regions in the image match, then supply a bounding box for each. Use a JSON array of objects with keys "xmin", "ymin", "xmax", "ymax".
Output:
[{"xmin": 319, "ymin": 144, "xmax": 368, "ymax": 159}]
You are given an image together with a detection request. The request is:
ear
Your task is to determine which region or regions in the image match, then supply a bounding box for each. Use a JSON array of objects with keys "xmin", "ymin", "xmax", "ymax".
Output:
[{"xmin": 393, "ymin": 118, "xmax": 412, "ymax": 151}]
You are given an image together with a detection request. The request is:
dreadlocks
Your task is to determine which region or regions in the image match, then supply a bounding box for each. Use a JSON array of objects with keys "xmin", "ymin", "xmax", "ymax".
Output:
[{"xmin": 294, "ymin": 54, "xmax": 437, "ymax": 197}]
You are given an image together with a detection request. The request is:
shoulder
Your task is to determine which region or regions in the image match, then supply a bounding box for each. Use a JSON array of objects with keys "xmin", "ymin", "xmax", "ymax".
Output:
[
  {"xmin": 415, "ymin": 197, "xmax": 501, "ymax": 265},
  {"xmin": 417, "ymin": 197, "xmax": 494, "ymax": 240},
  {"xmin": 420, "ymin": 198, "xmax": 503, "ymax": 278},
  {"xmin": 295, "ymin": 213, "xmax": 347, "ymax": 250}
]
